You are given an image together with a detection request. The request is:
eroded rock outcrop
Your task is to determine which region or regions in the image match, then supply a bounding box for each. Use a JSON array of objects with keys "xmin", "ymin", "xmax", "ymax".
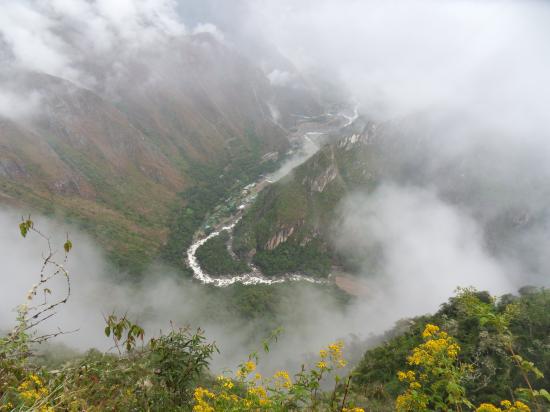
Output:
[{"xmin": 265, "ymin": 226, "xmax": 295, "ymax": 250}]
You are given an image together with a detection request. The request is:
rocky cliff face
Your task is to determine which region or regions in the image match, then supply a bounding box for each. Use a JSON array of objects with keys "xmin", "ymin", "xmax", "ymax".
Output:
[{"xmin": 265, "ymin": 225, "xmax": 296, "ymax": 250}]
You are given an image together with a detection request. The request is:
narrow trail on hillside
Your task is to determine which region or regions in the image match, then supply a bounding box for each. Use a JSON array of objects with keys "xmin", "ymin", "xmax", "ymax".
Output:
[{"xmin": 186, "ymin": 109, "xmax": 357, "ymax": 287}]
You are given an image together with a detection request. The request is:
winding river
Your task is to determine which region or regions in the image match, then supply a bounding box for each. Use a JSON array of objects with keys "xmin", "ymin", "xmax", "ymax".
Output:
[
  {"xmin": 186, "ymin": 218, "xmax": 327, "ymax": 287},
  {"xmin": 186, "ymin": 107, "xmax": 359, "ymax": 287}
]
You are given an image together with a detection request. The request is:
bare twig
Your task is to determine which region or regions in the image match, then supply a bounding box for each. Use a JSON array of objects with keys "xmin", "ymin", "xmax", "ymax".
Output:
[
  {"xmin": 8, "ymin": 218, "xmax": 74, "ymax": 352},
  {"xmin": 339, "ymin": 376, "xmax": 352, "ymax": 412}
]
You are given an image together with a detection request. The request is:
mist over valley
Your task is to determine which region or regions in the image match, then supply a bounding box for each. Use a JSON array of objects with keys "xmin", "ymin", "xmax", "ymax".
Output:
[{"xmin": 1, "ymin": 1, "xmax": 549, "ymax": 410}]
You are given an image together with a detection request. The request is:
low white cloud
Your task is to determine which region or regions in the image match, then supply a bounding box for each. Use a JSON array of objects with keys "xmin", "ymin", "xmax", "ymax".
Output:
[
  {"xmin": 0, "ymin": 88, "xmax": 42, "ymax": 120},
  {"xmin": 335, "ymin": 184, "xmax": 514, "ymax": 320},
  {"xmin": 0, "ymin": 0, "xmax": 186, "ymax": 86},
  {"xmin": 249, "ymin": 0, "xmax": 550, "ymax": 132},
  {"xmin": 192, "ymin": 23, "xmax": 225, "ymax": 43},
  {"xmin": 267, "ymin": 69, "xmax": 293, "ymax": 87}
]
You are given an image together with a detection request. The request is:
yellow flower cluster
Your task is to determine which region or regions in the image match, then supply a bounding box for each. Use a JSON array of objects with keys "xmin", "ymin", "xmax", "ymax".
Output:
[
  {"xmin": 248, "ymin": 385, "xmax": 271, "ymax": 406},
  {"xmin": 217, "ymin": 375, "xmax": 234, "ymax": 389},
  {"xmin": 477, "ymin": 404, "xmax": 502, "ymax": 412},
  {"xmin": 317, "ymin": 341, "xmax": 347, "ymax": 370},
  {"xmin": 422, "ymin": 323, "xmax": 440, "ymax": 338},
  {"xmin": 17, "ymin": 374, "xmax": 54, "ymax": 412},
  {"xmin": 273, "ymin": 370, "xmax": 292, "ymax": 389},
  {"xmin": 476, "ymin": 400, "xmax": 530, "ymax": 412},
  {"xmin": 396, "ymin": 325, "xmax": 464, "ymax": 411},
  {"xmin": 397, "ymin": 370, "xmax": 416, "ymax": 382},
  {"xmin": 236, "ymin": 360, "xmax": 256, "ymax": 378},
  {"xmin": 328, "ymin": 341, "xmax": 344, "ymax": 357},
  {"xmin": 193, "ymin": 342, "xmax": 359, "ymax": 411},
  {"xmin": 408, "ymin": 324, "xmax": 460, "ymax": 366},
  {"xmin": 248, "ymin": 385, "xmax": 267, "ymax": 398},
  {"xmin": 17, "ymin": 375, "xmax": 48, "ymax": 402},
  {"xmin": 395, "ymin": 391, "xmax": 428, "ymax": 411},
  {"xmin": 397, "ymin": 323, "xmax": 533, "ymax": 412},
  {"xmin": 194, "ymin": 386, "xmax": 216, "ymax": 412},
  {"xmin": 194, "ymin": 368, "xmax": 277, "ymax": 411},
  {"xmin": 244, "ymin": 360, "xmax": 256, "ymax": 372},
  {"xmin": 397, "ymin": 370, "xmax": 421, "ymax": 390},
  {"xmin": 195, "ymin": 387, "xmax": 215, "ymax": 400}
]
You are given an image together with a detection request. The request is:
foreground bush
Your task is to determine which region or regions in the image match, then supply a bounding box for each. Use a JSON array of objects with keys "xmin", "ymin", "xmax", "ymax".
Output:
[
  {"xmin": 193, "ymin": 340, "xmax": 364, "ymax": 411},
  {"xmin": 357, "ymin": 288, "xmax": 550, "ymax": 412}
]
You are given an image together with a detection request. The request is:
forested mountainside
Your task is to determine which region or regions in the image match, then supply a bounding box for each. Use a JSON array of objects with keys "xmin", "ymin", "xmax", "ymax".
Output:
[
  {"xmin": 233, "ymin": 115, "xmax": 550, "ymax": 278},
  {"xmin": 0, "ymin": 33, "xmax": 322, "ymax": 273}
]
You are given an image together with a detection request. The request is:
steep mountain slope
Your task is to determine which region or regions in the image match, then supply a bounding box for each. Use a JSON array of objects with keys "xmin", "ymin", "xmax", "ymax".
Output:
[
  {"xmin": 0, "ymin": 72, "xmax": 188, "ymax": 271},
  {"xmin": 0, "ymin": 34, "xmax": 323, "ymax": 273},
  {"xmin": 232, "ymin": 121, "xmax": 376, "ymax": 276},
  {"xmin": 106, "ymin": 35, "xmax": 290, "ymax": 164}
]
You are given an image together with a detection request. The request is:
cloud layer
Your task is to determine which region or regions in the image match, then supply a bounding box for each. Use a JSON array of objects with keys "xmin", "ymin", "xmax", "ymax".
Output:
[
  {"xmin": 249, "ymin": 0, "xmax": 550, "ymax": 125},
  {"xmin": 0, "ymin": 0, "xmax": 185, "ymax": 85}
]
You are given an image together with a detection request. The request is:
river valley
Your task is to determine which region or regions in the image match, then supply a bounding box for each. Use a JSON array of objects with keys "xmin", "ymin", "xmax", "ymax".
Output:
[{"xmin": 185, "ymin": 107, "xmax": 359, "ymax": 287}]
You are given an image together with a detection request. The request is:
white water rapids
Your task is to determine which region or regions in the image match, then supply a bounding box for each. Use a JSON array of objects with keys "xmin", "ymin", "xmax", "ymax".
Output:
[
  {"xmin": 342, "ymin": 103, "xmax": 359, "ymax": 127},
  {"xmin": 186, "ymin": 219, "xmax": 326, "ymax": 287}
]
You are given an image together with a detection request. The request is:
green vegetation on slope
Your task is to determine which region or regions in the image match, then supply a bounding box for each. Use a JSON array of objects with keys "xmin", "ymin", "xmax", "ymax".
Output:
[
  {"xmin": 1, "ymin": 66, "xmax": 290, "ymax": 277},
  {"xmin": 353, "ymin": 287, "xmax": 550, "ymax": 408},
  {"xmin": 253, "ymin": 237, "xmax": 332, "ymax": 276},
  {"xmin": 161, "ymin": 130, "xmax": 282, "ymax": 273},
  {"xmin": 203, "ymin": 282, "xmax": 351, "ymax": 325},
  {"xmin": 233, "ymin": 142, "xmax": 363, "ymax": 277},
  {"xmin": 0, "ymin": 176, "xmax": 167, "ymax": 275},
  {"xmin": 3, "ymin": 130, "xmax": 281, "ymax": 277},
  {"xmin": 195, "ymin": 232, "xmax": 249, "ymax": 276}
]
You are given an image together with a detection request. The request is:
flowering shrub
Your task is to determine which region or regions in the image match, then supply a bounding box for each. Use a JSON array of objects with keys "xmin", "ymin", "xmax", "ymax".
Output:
[
  {"xmin": 395, "ymin": 322, "xmax": 541, "ymax": 412},
  {"xmin": 395, "ymin": 324, "xmax": 472, "ymax": 411},
  {"xmin": 15, "ymin": 374, "xmax": 54, "ymax": 412},
  {"xmin": 193, "ymin": 341, "xmax": 364, "ymax": 412},
  {"xmin": 0, "ymin": 373, "xmax": 54, "ymax": 412},
  {"xmin": 476, "ymin": 400, "xmax": 530, "ymax": 412},
  {"xmin": 454, "ymin": 288, "xmax": 550, "ymax": 410}
]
